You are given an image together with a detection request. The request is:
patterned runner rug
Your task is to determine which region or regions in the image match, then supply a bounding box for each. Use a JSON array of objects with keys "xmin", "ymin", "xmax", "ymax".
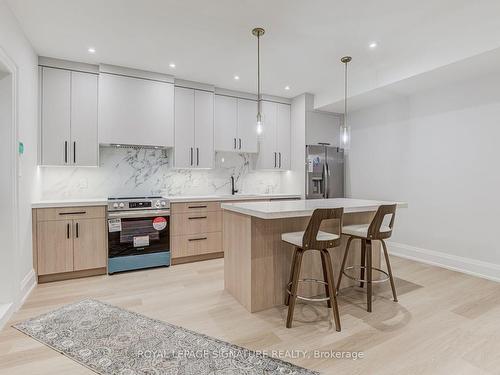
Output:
[{"xmin": 14, "ymin": 299, "xmax": 319, "ymax": 375}]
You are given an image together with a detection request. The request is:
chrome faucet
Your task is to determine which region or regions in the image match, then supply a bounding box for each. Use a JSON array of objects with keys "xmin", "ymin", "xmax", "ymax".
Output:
[{"xmin": 231, "ymin": 176, "xmax": 238, "ymax": 195}]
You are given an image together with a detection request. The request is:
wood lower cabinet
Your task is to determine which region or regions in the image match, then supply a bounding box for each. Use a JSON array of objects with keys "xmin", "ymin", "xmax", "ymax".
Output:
[
  {"xmin": 37, "ymin": 220, "xmax": 74, "ymax": 275},
  {"xmin": 73, "ymin": 218, "xmax": 107, "ymax": 271},
  {"xmin": 33, "ymin": 206, "xmax": 107, "ymax": 282},
  {"xmin": 170, "ymin": 201, "xmax": 223, "ymax": 264}
]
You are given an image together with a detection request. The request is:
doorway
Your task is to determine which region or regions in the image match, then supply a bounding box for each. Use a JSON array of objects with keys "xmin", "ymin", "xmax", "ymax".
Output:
[{"xmin": 0, "ymin": 50, "xmax": 18, "ymax": 322}]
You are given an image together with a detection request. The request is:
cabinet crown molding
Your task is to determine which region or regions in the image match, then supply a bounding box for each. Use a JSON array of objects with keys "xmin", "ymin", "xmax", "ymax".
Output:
[
  {"xmin": 99, "ymin": 64, "xmax": 175, "ymax": 83},
  {"xmin": 38, "ymin": 56, "xmax": 99, "ymax": 74}
]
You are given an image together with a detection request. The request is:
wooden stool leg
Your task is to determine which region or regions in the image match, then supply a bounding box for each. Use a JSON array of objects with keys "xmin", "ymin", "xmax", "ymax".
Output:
[
  {"xmin": 285, "ymin": 248, "xmax": 298, "ymax": 306},
  {"xmin": 322, "ymin": 249, "xmax": 341, "ymax": 332},
  {"xmin": 366, "ymin": 240, "xmax": 373, "ymax": 312},
  {"xmin": 336, "ymin": 236, "xmax": 353, "ymax": 293},
  {"xmin": 286, "ymin": 248, "xmax": 304, "ymax": 328},
  {"xmin": 320, "ymin": 250, "xmax": 332, "ymax": 308},
  {"xmin": 360, "ymin": 239, "xmax": 366, "ymax": 288},
  {"xmin": 381, "ymin": 240, "xmax": 398, "ymax": 302}
]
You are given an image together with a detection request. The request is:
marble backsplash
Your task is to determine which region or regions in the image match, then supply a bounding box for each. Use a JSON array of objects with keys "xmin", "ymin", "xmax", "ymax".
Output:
[{"xmin": 39, "ymin": 147, "xmax": 283, "ymax": 199}]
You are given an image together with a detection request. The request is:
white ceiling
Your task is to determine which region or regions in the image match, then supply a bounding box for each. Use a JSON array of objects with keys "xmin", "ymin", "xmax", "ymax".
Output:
[{"xmin": 6, "ymin": 0, "xmax": 500, "ymax": 110}]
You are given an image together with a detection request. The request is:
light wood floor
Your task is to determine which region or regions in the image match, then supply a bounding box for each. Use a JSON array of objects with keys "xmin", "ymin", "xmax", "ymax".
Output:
[{"xmin": 1, "ymin": 256, "xmax": 500, "ymax": 375}]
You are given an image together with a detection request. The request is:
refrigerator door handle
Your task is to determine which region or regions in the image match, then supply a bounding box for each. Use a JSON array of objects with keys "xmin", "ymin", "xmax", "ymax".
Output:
[
  {"xmin": 325, "ymin": 162, "xmax": 331, "ymax": 198},
  {"xmin": 324, "ymin": 162, "xmax": 331, "ymax": 198}
]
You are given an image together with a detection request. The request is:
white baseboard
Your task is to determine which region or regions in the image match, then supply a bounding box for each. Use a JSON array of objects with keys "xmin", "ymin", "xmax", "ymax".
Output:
[
  {"xmin": 19, "ymin": 268, "xmax": 36, "ymax": 307},
  {"xmin": 387, "ymin": 241, "xmax": 500, "ymax": 283},
  {"xmin": 0, "ymin": 269, "xmax": 36, "ymax": 330}
]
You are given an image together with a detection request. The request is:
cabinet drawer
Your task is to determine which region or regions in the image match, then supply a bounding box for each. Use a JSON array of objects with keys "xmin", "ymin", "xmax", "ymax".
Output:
[
  {"xmin": 170, "ymin": 201, "xmax": 221, "ymax": 215},
  {"xmin": 171, "ymin": 211, "xmax": 222, "ymax": 235},
  {"xmin": 171, "ymin": 232, "xmax": 222, "ymax": 259},
  {"xmin": 36, "ymin": 206, "xmax": 106, "ymax": 221}
]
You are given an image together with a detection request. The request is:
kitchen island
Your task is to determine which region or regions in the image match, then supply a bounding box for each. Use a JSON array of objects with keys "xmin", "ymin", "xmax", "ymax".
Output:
[{"xmin": 221, "ymin": 198, "xmax": 407, "ymax": 312}]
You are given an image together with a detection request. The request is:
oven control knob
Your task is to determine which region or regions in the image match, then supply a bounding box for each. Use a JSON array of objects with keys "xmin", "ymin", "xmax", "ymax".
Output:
[
  {"xmin": 119, "ymin": 202, "xmax": 125, "ymax": 208},
  {"xmin": 161, "ymin": 201, "xmax": 166, "ymax": 206},
  {"xmin": 155, "ymin": 201, "xmax": 161, "ymax": 208},
  {"xmin": 113, "ymin": 203, "xmax": 118, "ymax": 208}
]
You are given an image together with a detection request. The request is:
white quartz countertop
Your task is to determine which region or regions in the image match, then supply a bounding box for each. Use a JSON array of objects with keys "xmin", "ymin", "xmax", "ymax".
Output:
[
  {"xmin": 32, "ymin": 194, "xmax": 301, "ymax": 208},
  {"xmin": 165, "ymin": 193, "xmax": 301, "ymax": 203},
  {"xmin": 31, "ymin": 198, "xmax": 108, "ymax": 208},
  {"xmin": 221, "ymin": 198, "xmax": 408, "ymax": 219}
]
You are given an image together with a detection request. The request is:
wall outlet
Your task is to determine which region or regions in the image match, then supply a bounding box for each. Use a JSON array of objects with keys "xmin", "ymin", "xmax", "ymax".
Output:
[{"xmin": 78, "ymin": 178, "xmax": 88, "ymax": 189}]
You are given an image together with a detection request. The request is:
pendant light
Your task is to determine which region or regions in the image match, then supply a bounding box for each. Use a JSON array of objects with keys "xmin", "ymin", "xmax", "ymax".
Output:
[
  {"xmin": 340, "ymin": 56, "xmax": 352, "ymax": 148},
  {"xmin": 252, "ymin": 27, "xmax": 265, "ymax": 135}
]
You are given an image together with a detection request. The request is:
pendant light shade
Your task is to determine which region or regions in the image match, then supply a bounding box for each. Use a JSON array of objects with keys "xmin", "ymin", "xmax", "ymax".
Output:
[
  {"xmin": 340, "ymin": 56, "xmax": 352, "ymax": 148},
  {"xmin": 252, "ymin": 27, "xmax": 265, "ymax": 135}
]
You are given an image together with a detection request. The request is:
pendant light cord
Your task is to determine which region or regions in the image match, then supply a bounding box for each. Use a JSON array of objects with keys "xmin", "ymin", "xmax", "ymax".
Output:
[
  {"xmin": 344, "ymin": 60, "xmax": 348, "ymax": 128},
  {"xmin": 257, "ymin": 33, "xmax": 261, "ymax": 118}
]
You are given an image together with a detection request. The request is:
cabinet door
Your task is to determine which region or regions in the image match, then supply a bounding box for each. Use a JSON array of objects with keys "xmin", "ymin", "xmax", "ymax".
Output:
[
  {"xmin": 73, "ymin": 218, "xmax": 107, "ymax": 271},
  {"xmin": 71, "ymin": 71, "xmax": 98, "ymax": 166},
  {"xmin": 37, "ymin": 220, "xmax": 73, "ymax": 275},
  {"xmin": 237, "ymin": 99, "xmax": 258, "ymax": 153},
  {"xmin": 256, "ymin": 101, "xmax": 277, "ymax": 169},
  {"xmin": 276, "ymin": 103, "xmax": 291, "ymax": 170},
  {"xmin": 214, "ymin": 95, "xmax": 238, "ymax": 151},
  {"xmin": 174, "ymin": 86, "xmax": 195, "ymax": 168},
  {"xmin": 41, "ymin": 67, "xmax": 71, "ymax": 166},
  {"xmin": 194, "ymin": 90, "xmax": 214, "ymax": 168},
  {"xmin": 98, "ymin": 73, "xmax": 174, "ymax": 147}
]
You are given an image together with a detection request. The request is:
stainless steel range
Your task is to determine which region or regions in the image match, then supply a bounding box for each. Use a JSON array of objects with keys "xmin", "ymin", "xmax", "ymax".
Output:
[{"xmin": 107, "ymin": 196, "xmax": 170, "ymax": 274}]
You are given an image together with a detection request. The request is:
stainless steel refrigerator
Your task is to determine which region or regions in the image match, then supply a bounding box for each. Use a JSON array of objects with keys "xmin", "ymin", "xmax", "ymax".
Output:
[{"xmin": 305, "ymin": 145, "xmax": 344, "ymax": 199}]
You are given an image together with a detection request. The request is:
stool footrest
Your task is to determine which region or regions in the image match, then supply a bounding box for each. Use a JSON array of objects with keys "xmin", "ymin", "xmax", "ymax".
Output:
[
  {"xmin": 342, "ymin": 265, "xmax": 390, "ymax": 284},
  {"xmin": 286, "ymin": 279, "xmax": 331, "ymax": 302}
]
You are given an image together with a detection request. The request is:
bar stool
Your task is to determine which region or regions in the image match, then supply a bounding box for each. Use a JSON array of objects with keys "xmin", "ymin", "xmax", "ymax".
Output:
[
  {"xmin": 337, "ymin": 204, "xmax": 398, "ymax": 312},
  {"xmin": 281, "ymin": 208, "xmax": 343, "ymax": 330}
]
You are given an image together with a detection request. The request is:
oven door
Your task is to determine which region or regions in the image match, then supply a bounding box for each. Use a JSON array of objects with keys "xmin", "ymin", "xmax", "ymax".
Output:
[{"xmin": 108, "ymin": 210, "xmax": 170, "ymax": 258}]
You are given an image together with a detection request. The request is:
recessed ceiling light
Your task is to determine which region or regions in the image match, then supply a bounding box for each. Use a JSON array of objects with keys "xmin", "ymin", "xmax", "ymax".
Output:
[
  {"xmin": 87, "ymin": 47, "xmax": 96, "ymax": 54},
  {"xmin": 169, "ymin": 62, "xmax": 176, "ymax": 68},
  {"xmin": 234, "ymin": 75, "xmax": 240, "ymax": 80},
  {"xmin": 369, "ymin": 42, "xmax": 378, "ymax": 49},
  {"xmin": 284, "ymin": 85, "xmax": 290, "ymax": 90}
]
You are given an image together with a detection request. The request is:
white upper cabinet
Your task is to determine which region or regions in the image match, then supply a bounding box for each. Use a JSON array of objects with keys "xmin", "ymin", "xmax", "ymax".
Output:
[
  {"xmin": 256, "ymin": 100, "xmax": 291, "ymax": 170},
  {"xmin": 214, "ymin": 95, "xmax": 237, "ymax": 152},
  {"xmin": 237, "ymin": 99, "xmax": 258, "ymax": 153},
  {"xmin": 70, "ymin": 71, "xmax": 98, "ymax": 166},
  {"xmin": 214, "ymin": 95, "xmax": 258, "ymax": 153},
  {"xmin": 40, "ymin": 67, "xmax": 98, "ymax": 166},
  {"xmin": 98, "ymin": 73, "xmax": 174, "ymax": 147},
  {"xmin": 174, "ymin": 86, "xmax": 214, "ymax": 168}
]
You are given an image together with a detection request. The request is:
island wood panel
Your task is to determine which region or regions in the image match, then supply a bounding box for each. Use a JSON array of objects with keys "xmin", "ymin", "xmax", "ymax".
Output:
[{"xmin": 223, "ymin": 209, "xmax": 381, "ymax": 313}]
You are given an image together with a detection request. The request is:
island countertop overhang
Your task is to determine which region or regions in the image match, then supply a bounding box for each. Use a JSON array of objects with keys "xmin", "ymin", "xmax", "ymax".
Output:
[{"xmin": 221, "ymin": 198, "xmax": 408, "ymax": 219}]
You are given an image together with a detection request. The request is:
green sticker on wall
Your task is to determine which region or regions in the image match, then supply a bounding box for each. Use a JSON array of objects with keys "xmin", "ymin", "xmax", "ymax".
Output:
[{"xmin": 18, "ymin": 141, "xmax": 24, "ymax": 155}]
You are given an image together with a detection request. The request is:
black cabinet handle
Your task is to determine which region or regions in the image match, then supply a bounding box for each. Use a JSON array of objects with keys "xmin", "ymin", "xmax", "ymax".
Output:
[
  {"xmin": 196, "ymin": 148, "xmax": 199, "ymax": 166},
  {"xmin": 59, "ymin": 211, "xmax": 86, "ymax": 215},
  {"xmin": 66, "ymin": 223, "xmax": 70, "ymax": 239},
  {"xmin": 188, "ymin": 205, "xmax": 207, "ymax": 209},
  {"xmin": 190, "ymin": 147, "xmax": 193, "ymax": 166},
  {"xmin": 279, "ymin": 152, "xmax": 282, "ymax": 168},
  {"xmin": 188, "ymin": 216, "xmax": 207, "ymax": 220},
  {"xmin": 274, "ymin": 152, "xmax": 277, "ymax": 168},
  {"xmin": 239, "ymin": 138, "xmax": 242, "ymax": 150},
  {"xmin": 234, "ymin": 138, "xmax": 237, "ymax": 149},
  {"xmin": 64, "ymin": 141, "xmax": 68, "ymax": 163},
  {"xmin": 73, "ymin": 141, "xmax": 76, "ymax": 163},
  {"xmin": 188, "ymin": 237, "xmax": 208, "ymax": 242},
  {"xmin": 75, "ymin": 222, "xmax": 79, "ymax": 238}
]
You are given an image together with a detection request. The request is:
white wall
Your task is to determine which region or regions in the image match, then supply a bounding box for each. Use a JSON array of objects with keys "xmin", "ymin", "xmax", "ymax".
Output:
[
  {"xmin": 347, "ymin": 72, "xmax": 500, "ymax": 280},
  {"xmin": 306, "ymin": 111, "xmax": 341, "ymax": 146},
  {"xmin": 0, "ymin": 0, "xmax": 39, "ymax": 325}
]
